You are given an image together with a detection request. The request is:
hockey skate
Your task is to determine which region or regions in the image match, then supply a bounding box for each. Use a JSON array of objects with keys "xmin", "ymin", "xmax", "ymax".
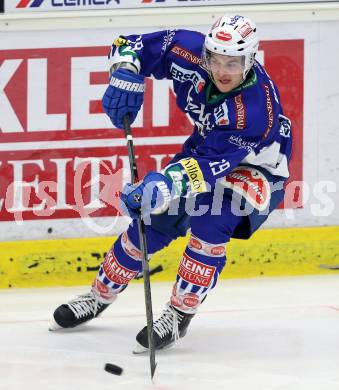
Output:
[
  {"xmin": 134, "ymin": 303, "xmax": 195, "ymax": 353},
  {"xmin": 49, "ymin": 291, "xmax": 110, "ymax": 330}
]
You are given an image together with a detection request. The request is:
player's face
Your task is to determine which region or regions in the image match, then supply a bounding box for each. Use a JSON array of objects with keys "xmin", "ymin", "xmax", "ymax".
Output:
[{"xmin": 209, "ymin": 54, "xmax": 245, "ymax": 93}]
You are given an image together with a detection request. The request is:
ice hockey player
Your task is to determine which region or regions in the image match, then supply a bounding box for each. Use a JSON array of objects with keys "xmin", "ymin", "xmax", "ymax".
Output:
[{"xmin": 51, "ymin": 15, "xmax": 292, "ymax": 352}]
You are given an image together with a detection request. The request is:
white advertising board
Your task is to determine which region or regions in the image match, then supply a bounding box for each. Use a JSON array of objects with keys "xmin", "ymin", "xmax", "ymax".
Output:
[
  {"xmin": 0, "ymin": 19, "xmax": 339, "ymax": 240},
  {"xmin": 4, "ymin": 0, "xmax": 337, "ymax": 14}
]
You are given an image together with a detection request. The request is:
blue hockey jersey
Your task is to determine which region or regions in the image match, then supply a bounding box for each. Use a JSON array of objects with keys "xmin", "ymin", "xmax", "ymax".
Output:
[{"xmin": 110, "ymin": 29, "xmax": 292, "ymax": 195}]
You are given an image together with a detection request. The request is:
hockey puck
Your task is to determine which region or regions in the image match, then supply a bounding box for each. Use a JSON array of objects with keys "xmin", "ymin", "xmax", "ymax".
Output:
[{"xmin": 104, "ymin": 363, "xmax": 123, "ymax": 376}]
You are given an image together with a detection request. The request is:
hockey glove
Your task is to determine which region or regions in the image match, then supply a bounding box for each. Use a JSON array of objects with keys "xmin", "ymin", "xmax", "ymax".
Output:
[
  {"xmin": 102, "ymin": 68, "xmax": 145, "ymax": 129},
  {"xmin": 120, "ymin": 172, "xmax": 173, "ymax": 220}
]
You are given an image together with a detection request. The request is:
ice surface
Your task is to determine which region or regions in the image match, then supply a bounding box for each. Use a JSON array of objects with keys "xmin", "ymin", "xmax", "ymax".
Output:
[{"xmin": 0, "ymin": 275, "xmax": 338, "ymax": 390}]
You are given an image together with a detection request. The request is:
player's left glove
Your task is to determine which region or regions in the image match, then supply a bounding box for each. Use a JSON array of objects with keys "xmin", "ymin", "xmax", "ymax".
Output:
[
  {"xmin": 102, "ymin": 68, "xmax": 145, "ymax": 129},
  {"xmin": 120, "ymin": 172, "xmax": 173, "ymax": 220}
]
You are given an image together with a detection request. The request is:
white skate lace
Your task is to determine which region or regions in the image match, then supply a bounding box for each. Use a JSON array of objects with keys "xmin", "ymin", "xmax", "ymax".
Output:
[
  {"xmin": 67, "ymin": 293, "xmax": 100, "ymax": 319},
  {"xmin": 153, "ymin": 304, "xmax": 183, "ymax": 341}
]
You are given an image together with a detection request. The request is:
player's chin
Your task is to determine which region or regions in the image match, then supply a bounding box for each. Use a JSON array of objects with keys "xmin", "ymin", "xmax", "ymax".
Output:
[{"xmin": 215, "ymin": 81, "xmax": 235, "ymax": 93}]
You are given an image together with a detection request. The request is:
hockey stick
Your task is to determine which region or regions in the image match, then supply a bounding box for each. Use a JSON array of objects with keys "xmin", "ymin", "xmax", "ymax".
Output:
[
  {"xmin": 135, "ymin": 265, "xmax": 164, "ymax": 280},
  {"xmin": 123, "ymin": 115, "xmax": 157, "ymax": 380}
]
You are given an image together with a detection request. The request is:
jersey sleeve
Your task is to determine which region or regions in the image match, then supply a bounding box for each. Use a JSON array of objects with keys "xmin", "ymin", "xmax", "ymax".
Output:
[{"xmin": 108, "ymin": 30, "xmax": 204, "ymax": 80}]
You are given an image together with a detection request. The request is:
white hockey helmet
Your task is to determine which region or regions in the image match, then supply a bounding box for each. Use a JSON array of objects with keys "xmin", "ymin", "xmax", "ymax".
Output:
[{"xmin": 202, "ymin": 14, "xmax": 259, "ymax": 80}]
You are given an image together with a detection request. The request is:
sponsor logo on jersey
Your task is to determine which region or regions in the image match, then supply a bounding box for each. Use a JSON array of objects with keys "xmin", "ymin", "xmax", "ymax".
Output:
[
  {"xmin": 214, "ymin": 101, "xmax": 229, "ymax": 126},
  {"xmin": 161, "ymin": 30, "xmax": 177, "ymax": 53},
  {"xmin": 188, "ymin": 235, "xmax": 226, "ymax": 257},
  {"xmin": 170, "ymin": 63, "xmax": 206, "ymax": 93},
  {"xmin": 262, "ymin": 84, "xmax": 274, "ymax": 139},
  {"xmin": 103, "ymin": 251, "xmax": 138, "ymax": 285},
  {"xmin": 171, "ymin": 45, "xmax": 202, "ymax": 65},
  {"xmin": 216, "ymin": 31, "xmax": 232, "ymax": 42},
  {"xmin": 178, "ymin": 252, "xmax": 216, "ymax": 287},
  {"xmin": 234, "ymin": 94, "xmax": 246, "ymax": 130},
  {"xmin": 223, "ymin": 166, "xmax": 271, "ymax": 211},
  {"xmin": 109, "ymin": 76, "xmax": 145, "ymax": 92},
  {"xmin": 227, "ymin": 135, "xmax": 259, "ymax": 153},
  {"xmin": 238, "ymin": 22, "xmax": 253, "ymax": 39},
  {"xmin": 181, "ymin": 158, "xmax": 207, "ymax": 193}
]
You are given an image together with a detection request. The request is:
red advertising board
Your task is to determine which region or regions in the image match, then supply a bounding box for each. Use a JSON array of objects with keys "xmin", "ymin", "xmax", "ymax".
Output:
[{"xmin": 0, "ymin": 40, "xmax": 304, "ymax": 223}]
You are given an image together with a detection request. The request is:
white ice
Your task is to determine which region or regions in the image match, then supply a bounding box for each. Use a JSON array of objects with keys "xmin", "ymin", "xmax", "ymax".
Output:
[{"xmin": 0, "ymin": 275, "xmax": 338, "ymax": 390}]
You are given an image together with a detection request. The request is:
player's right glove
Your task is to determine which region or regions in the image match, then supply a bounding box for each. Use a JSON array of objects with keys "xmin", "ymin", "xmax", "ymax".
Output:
[
  {"xmin": 102, "ymin": 68, "xmax": 145, "ymax": 129},
  {"xmin": 120, "ymin": 172, "xmax": 173, "ymax": 220}
]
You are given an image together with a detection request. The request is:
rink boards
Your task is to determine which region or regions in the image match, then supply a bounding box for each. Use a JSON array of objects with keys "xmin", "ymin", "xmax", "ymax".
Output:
[
  {"xmin": 1, "ymin": 6, "xmax": 339, "ymax": 289},
  {"xmin": 1, "ymin": 226, "xmax": 338, "ymax": 288}
]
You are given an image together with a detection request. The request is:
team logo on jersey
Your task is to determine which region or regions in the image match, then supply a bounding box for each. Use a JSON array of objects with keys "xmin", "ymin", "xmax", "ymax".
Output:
[
  {"xmin": 185, "ymin": 86, "xmax": 213, "ymax": 137},
  {"xmin": 222, "ymin": 166, "xmax": 271, "ymax": 211},
  {"xmin": 170, "ymin": 63, "xmax": 206, "ymax": 93},
  {"xmin": 216, "ymin": 31, "xmax": 232, "ymax": 42}
]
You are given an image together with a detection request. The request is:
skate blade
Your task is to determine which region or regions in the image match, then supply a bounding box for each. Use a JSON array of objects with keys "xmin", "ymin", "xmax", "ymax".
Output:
[
  {"xmin": 48, "ymin": 318, "xmax": 63, "ymax": 331},
  {"xmin": 132, "ymin": 341, "xmax": 175, "ymax": 354},
  {"xmin": 132, "ymin": 343, "xmax": 149, "ymax": 354}
]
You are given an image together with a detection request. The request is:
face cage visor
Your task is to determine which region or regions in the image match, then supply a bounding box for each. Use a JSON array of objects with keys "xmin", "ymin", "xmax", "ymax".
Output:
[{"xmin": 201, "ymin": 48, "xmax": 249, "ymax": 81}]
